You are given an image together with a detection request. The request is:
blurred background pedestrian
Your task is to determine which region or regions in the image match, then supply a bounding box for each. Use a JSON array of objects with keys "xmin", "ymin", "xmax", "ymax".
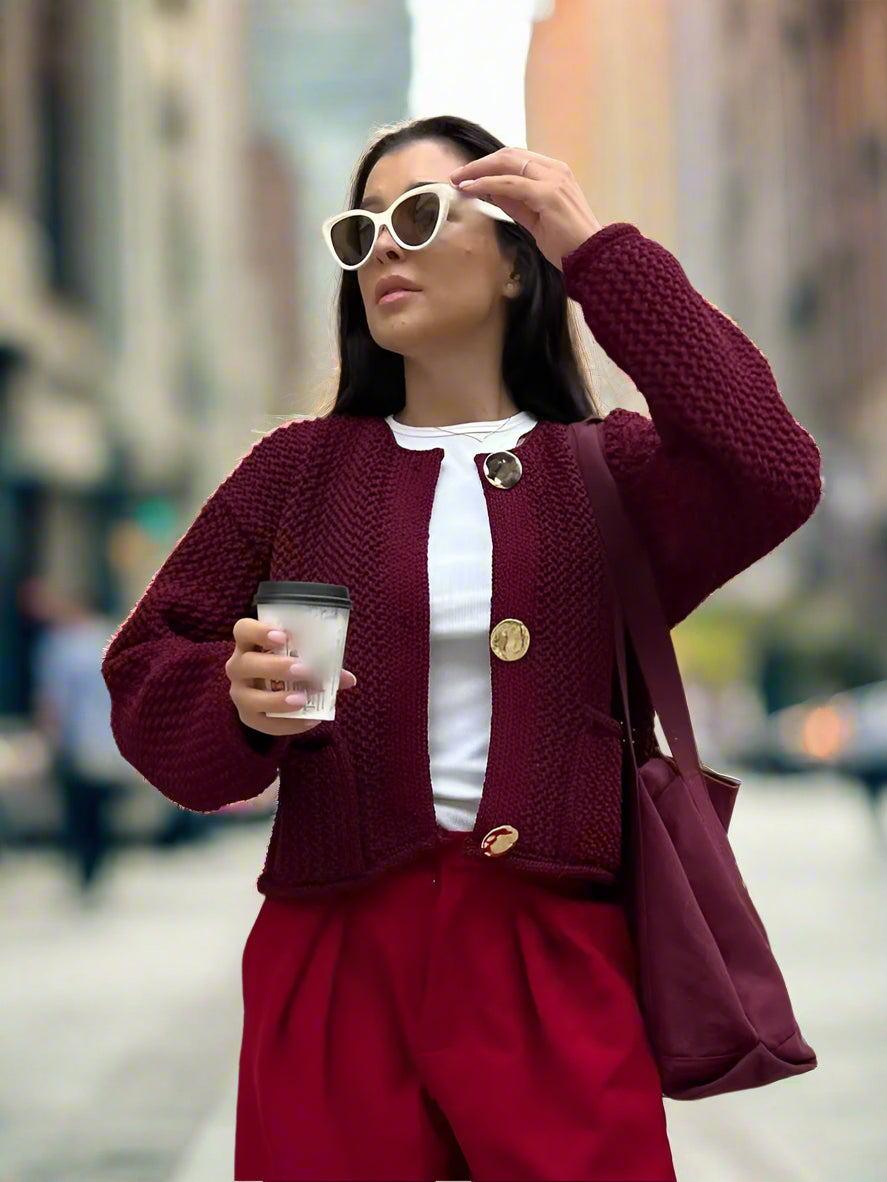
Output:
[{"xmin": 19, "ymin": 577, "xmax": 127, "ymax": 898}]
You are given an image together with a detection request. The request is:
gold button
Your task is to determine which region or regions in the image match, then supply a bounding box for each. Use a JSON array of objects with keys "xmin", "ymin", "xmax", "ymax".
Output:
[
  {"xmin": 481, "ymin": 825, "xmax": 520, "ymax": 857},
  {"xmin": 490, "ymin": 618, "xmax": 530, "ymax": 661},
  {"xmin": 483, "ymin": 450, "xmax": 523, "ymax": 489}
]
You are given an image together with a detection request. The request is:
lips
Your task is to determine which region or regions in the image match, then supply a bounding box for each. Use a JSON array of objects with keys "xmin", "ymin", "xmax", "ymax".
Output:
[
  {"xmin": 378, "ymin": 289, "xmax": 420, "ymax": 306},
  {"xmin": 375, "ymin": 274, "xmax": 422, "ymax": 303}
]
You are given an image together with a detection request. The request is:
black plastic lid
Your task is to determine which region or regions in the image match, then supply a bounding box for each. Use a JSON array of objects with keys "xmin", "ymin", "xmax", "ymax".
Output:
[{"xmin": 252, "ymin": 581, "xmax": 352, "ymax": 609}]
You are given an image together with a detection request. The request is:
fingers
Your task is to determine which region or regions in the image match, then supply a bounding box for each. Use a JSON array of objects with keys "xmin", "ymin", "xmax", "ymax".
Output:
[
  {"xmin": 235, "ymin": 668, "xmax": 355, "ymax": 720},
  {"xmin": 233, "ymin": 617, "xmax": 287, "ymax": 652},
  {"xmin": 228, "ymin": 617, "xmax": 357, "ymax": 738},
  {"xmin": 450, "ymin": 147, "xmax": 553, "ymax": 181},
  {"xmin": 238, "ymin": 649, "xmax": 325, "ymax": 690},
  {"xmin": 230, "ymin": 619, "xmax": 357, "ymax": 713},
  {"xmin": 235, "ymin": 683, "xmax": 310, "ymax": 716},
  {"xmin": 456, "ymin": 172, "xmax": 536, "ymax": 203}
]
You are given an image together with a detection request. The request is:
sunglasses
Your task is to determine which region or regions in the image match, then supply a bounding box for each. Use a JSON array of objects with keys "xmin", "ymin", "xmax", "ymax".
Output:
[{"xmin": 321, "ymin": 181, "xmax": 515, "ymax": 271}]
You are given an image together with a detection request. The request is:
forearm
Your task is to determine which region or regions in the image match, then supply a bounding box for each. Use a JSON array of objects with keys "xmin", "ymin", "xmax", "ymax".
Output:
[
  {"xmin": 564, "ymin": 223, "xmax": 822, "ymax": 509},
  {"xmin": 564, "ymin": 224, "xmax": 823, "ymax": 626}
]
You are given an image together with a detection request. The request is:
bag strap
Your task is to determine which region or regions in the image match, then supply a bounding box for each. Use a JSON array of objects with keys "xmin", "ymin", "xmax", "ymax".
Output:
[
  {"xmin": 567, "ymin": 418, "xmax": 705, "ymax": 789},
  {"xmin": 610, "ymin": 588, "xmax": 644, "ymax": 818}
]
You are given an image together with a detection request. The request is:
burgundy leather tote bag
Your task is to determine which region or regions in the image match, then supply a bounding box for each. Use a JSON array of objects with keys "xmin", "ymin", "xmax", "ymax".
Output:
[{"xmin": 567, "ymin": 417, "xmax": 818, "ymax": 1100}]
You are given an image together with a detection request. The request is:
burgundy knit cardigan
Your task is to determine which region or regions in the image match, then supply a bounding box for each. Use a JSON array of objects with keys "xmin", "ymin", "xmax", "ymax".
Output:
[{"xmin": 102, "ymin": 222, "xmax": 823, "ymax": 899}]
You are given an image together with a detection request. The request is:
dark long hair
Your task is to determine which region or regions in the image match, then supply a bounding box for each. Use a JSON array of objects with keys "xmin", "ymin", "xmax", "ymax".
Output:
[{"xmin": 315, "ymin": 114, "xmax": 601, "ymax": 423}]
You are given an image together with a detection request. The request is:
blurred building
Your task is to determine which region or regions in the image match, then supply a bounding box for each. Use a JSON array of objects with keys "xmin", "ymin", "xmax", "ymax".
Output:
[
  {"xmin": 527, "ymin": 0, "xmax": 887, "ymax": 674},
  {"xmin": 526, "ymin": 0, "xmax": 677, "ymax": 422},
  {"xmin": 0, "ymin": 0, "xmax": 115, "ymax": 716},
  {"xmin": 113, "ymin": 0, "xmax": 277, "ymax": 523},
  {"xmin": 0, "ymin": 0, "xmax": 286, "ymax": 720},
  {"xmin": 3, "ymin": 0, "xmax": 884, "ymax": 725},
  {"xmin": 678, "ymin": 0, "xmax": 887, "ymax": 664}
]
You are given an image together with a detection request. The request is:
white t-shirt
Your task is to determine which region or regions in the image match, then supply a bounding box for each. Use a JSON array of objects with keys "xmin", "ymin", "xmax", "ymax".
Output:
[{"xmin": 384, "ymin": 410, "xmax": 539, "ymax": 830}]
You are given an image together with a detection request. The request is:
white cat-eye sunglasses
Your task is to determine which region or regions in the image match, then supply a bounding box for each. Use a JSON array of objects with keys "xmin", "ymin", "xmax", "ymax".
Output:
[{"xmin": 321, "ymin": 181, "xmax": 515, "ymax": 271}]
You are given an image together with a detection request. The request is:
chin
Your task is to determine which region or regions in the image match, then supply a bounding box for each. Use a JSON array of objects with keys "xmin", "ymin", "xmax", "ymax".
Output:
[{"xmin": 369, "ymin": 317, "xmax": 430, "ymax": 354}]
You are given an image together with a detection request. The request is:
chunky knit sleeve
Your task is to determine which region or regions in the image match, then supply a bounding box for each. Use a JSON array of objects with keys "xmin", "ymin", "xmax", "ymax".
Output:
[
  {"xmin": 101, "ymin": 420, "xmax": 320, "ymax": 812},
  {"xmin": 563, "ymin": 223, "xmax": 823, "ymax": 628}
]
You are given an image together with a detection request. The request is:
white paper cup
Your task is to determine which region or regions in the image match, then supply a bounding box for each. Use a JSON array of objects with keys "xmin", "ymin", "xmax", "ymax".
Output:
[{"xmin": 252, "ymin": 582, "xmax": 352, "ymax": 720}]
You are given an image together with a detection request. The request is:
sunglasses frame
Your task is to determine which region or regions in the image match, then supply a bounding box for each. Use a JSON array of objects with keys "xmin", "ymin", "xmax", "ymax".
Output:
[{"xmin": 321, "ymin": 181, "xmax": 515, "ymax": 271}]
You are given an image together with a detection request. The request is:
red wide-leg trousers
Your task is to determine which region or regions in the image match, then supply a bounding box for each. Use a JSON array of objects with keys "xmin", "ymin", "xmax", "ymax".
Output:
[{"xmin": 235, "ymin": 829, "xmax": 676, "ymax": 1182}]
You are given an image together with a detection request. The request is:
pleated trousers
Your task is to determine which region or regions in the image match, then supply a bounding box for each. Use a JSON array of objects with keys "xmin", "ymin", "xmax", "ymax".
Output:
[{"xmin": 235, "ymin": 828, "xmax": 676, "ymax": 1182}]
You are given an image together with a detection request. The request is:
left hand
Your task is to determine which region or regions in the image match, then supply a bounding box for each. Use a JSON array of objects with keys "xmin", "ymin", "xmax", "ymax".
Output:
[{"xmin": 450, "ymin": 148, "xmax": 602, "ymax": 272}]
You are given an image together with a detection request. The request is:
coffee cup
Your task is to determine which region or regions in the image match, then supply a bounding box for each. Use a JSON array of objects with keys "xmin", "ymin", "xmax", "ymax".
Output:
[{"xmin": 252, "ymin": 581, "xmax": 353, "ymax": 720}]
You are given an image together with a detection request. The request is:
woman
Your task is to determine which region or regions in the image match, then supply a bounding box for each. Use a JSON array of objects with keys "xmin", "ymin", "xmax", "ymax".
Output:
[{"xmin": 102, "ymin": 115, "xmax": 822, "ymax": 1181}]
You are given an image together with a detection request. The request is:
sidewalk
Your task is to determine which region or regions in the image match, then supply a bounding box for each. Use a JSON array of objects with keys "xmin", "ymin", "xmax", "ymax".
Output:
[
  {"xmin": 0, "ymin": 822, "xmax": 268, "ymax": 1182},
  {"xmin": 3, "ymin": 773, "xmax": 885, "ymax": 1181}
]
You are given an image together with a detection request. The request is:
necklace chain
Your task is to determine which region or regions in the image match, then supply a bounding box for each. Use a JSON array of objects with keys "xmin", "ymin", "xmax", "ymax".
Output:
[{"xmin": 394, "ymin": 410, "xmax": 525, "ymax": 447}]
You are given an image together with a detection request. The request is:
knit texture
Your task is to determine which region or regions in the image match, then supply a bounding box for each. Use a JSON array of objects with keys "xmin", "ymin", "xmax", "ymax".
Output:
[{"xmin": 102, "ymin": 222, "xmax": 822, "ymax": 898}]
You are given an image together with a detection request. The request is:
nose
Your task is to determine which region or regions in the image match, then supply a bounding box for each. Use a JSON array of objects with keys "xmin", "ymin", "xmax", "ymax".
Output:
[{"xmin": 373, "ymin": 224, "xmax": 403, "ymax": 263}]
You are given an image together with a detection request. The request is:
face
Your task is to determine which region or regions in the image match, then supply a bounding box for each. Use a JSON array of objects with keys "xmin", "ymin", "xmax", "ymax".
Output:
[{"xmin": 354, "ymin": 139, "xmax": 517, "ymax": 356}]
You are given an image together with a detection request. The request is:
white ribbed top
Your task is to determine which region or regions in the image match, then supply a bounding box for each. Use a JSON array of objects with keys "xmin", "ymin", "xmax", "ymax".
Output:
[{"xmin": 384, "ymin": 410, "xmax": 538, "ymax": 830}]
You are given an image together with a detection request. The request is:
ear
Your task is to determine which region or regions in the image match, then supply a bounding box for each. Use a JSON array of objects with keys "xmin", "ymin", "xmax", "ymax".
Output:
[
  {"xmin": 501, "ymin": 240, "xmax": 522, "ymax": 298},
  {"xmin": 504, "ymin": 270, "xmax": 521, "ymax": 299}
]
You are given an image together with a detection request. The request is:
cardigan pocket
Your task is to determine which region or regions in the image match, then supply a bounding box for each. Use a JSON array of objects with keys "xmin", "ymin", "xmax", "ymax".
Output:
[
  {"xmin": 560, "ymin": 703, "xmax": 625, "ymax": 874},
  {"xmin": 267, "ymin": 732, "xmax": 364, "ymax": 886}
]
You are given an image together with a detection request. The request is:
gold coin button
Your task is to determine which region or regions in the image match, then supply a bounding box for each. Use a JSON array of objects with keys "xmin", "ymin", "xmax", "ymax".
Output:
[
  {"xmin": 483, "ymin": 450, "xmax": 523, "ymax": 489},
  {"xmin": 481, "ymin": 825, "xmax": 520, "ymax": 857},
  {"xmin": 490, "ymin": 618, "xmax": 530, "ymax": 661}
]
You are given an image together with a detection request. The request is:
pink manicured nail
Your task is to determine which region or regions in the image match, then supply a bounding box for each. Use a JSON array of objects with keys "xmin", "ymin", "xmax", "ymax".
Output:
[
  {"xmin": 267, "ymin": 630, "xmax": 287, "ymax": 645},
  {"xmin": 284, "ymin": 692, "xmax": 306, "ymax": 706}
]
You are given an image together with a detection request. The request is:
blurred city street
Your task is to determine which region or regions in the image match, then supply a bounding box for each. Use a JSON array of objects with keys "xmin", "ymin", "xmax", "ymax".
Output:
[
  {"xmin": 1, "ymin": 2, "xmax": 886, "ymax": 1181},
  {"xmin": 2, "ymin": 771, "xmax": 885, "ymax": 1182}
]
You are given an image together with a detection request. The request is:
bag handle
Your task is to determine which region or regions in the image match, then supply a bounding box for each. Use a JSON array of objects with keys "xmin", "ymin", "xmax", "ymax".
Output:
[{"xmin": 567, "ymin": 418, "xmax": 705, "ymax": 790}]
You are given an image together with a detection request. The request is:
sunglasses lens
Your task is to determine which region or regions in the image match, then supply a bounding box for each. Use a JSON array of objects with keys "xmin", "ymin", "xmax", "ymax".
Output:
[
  {"xmin": 392, "ymin": 191, "xmax": 441, "ymax": 247},
  {"xmin": 330, "ymin": 214, "xmax": 376, "ymax": 267}
]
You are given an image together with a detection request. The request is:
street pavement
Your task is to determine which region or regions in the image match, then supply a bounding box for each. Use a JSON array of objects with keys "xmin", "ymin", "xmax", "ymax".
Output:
[{"xmin": 2, "ymin": 772, "xmax": 885, "ymax": 1182}]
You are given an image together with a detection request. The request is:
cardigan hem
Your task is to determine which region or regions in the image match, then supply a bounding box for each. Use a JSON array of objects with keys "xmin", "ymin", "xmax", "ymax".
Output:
[{"xmin": 256, "ymin": 834, "xmax": 623, "ymax": 901}]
